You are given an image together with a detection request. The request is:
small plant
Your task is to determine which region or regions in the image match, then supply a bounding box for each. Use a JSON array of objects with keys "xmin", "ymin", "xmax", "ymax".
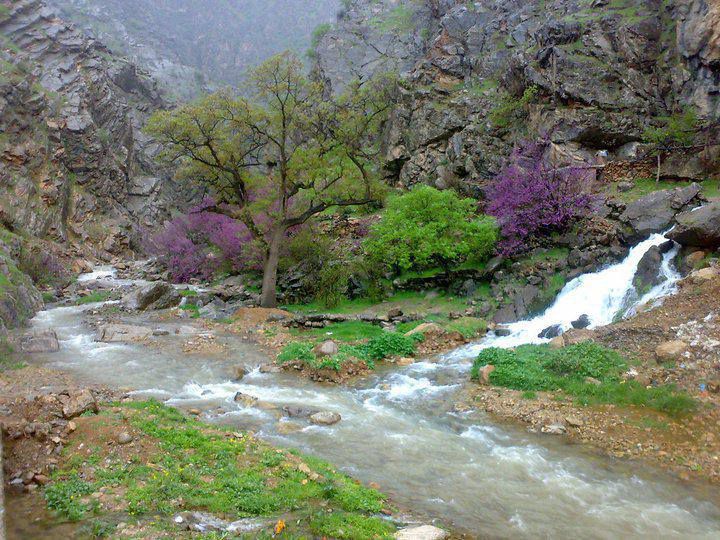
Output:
[
  {"xmin": 44, "ymin": 475, "xmax": 97, "ymax": 521},
  {"xmin": 362, "ymin": 332, "xmax": 422, "ymax": 360},
  {"xmin": 489, "ymin": 85, "xmax": 539, "ymax": 128},
  {"xmin": 18, "ymin": 247, "xmax": 69, "ymax": 287},
  {"xmin": 76, "ymin": 291, "xmax": 112, "ymax": 305},
  {"xmin": 277, "ymin": 342, "xmax": 316, "ymax": 364}
]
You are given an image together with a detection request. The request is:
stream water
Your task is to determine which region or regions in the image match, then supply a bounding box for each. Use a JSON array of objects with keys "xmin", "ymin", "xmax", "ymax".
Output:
[{"xmin": 14, "ymin": 234, "xmax": 720, "ymax": 538}]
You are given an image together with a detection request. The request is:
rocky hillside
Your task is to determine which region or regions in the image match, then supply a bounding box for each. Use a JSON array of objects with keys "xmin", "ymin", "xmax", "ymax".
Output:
[
  {"xmin": 314, "ymin": 0, "xmax": 720, "ymax": 190},
  {"xmin": 46, "ymin": 0, "xmax": 342, "ymax": 99},
  {"xmin": 0, "ymin": 0, "xmax": 196, "ymax": 258}
]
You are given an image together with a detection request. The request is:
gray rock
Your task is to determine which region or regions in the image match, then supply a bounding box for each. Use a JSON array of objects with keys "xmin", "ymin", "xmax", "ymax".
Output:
[
  {"xmin": 20, "ymin": 329, "xmax": 60, "ymax": 353},
  {"xmin": 539, "ymin": 324, "xmax": 564, "ymax": 339},
  {"xmin": 62, "ymin": 389, "xmax": 98, "ymax": 419},
  {"xmin": 117, "ymin": 432, "xmax": 133, "ymax": 445},
  {"xmin": 309, "ymin": 411, "xmax": 342, "ymax": 426},
  {"xmin": 571, "ymin": 314, "xmax": 591, "ymax": 329},
  {"xmin": 621, "ymin": 184, "xmax": 702, "ymax": 241},
  {"xmin": 95, "ymin": 323, "xmax": 152, "ymax": 343},
  {"xmin": 633, "ymin": 245, "xmax": 664, "ymax": 293},
  {"xmin": 313, "ymin": 340, "xmax": 339, "ymax": 357},
  {"xmin": 668, "ymin": 202, "xmax": 720, "ymax": 249},
  {"xmin": 395, "ymin": 525, "xmax": 448, "ymax": 540},
  {"xmin": 124, "ymin": 282, "xmax": 181, "ymax": 311}
]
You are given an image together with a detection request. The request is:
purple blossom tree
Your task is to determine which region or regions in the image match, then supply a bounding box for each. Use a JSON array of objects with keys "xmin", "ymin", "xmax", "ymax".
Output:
[{"xmin": 487, "ymin": 140, "xmax": 596, "ymax": 255}]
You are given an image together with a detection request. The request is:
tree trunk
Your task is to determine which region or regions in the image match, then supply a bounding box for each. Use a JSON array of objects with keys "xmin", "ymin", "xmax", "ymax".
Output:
[
  {"xmin": 259, "ymin": 227, "xmax": 284, "ymax": 308},
  {"xmin": 656, "ymin": 153, "xmax": 661, "ymax": 184}
]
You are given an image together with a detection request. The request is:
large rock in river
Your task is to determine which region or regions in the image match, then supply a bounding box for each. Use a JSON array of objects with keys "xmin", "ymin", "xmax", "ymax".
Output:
[
  {"xmin": 633, "ymin": 245, "xmax": 663, "ymax": 293},
  {"xmin": 668, "ymin": 202, "xmax": 720, "ymax": 249},
  {"xmin": 620, "ymin": 184, "xmax": 702, "ymax": 241},
  {"xmin": 123, "ymin": 282, "xmax": 181, "ymax": 311}
]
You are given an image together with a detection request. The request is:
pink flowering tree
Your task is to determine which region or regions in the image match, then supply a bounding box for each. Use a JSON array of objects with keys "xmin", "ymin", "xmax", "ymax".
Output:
[{"xmin": 486, "ymin": 140, "xmax": 596, "ymax": 255}]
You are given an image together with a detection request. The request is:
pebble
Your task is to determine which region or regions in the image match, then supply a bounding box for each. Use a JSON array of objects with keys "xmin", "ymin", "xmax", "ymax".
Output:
[{"xmin": 117, "ymin": 432, "xmax": 134, "ymax": 445}]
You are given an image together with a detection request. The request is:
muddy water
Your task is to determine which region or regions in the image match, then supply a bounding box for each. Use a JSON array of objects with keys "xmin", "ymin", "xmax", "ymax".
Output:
[{"xmin": 13, "ymin": 247, "xmax": 720, "ymax": 539}]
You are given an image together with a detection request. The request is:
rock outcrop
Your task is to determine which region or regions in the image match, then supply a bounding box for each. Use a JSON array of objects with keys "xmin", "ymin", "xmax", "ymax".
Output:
[
  {"xmin": 669, "ymin": 201, "xmax": 720, "ymax": 248},
  {"xmin": 0, "ymin": 0, "xmax": 197, "ymax": 258},
  {"xmin": 314, "ymin": 1, "xmax": 720, "ymax": 191}
]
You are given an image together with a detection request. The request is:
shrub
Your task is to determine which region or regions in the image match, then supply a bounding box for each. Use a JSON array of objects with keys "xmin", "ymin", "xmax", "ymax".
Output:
[
  {"xmin": 18, "ymin": 247, "xmax": 68, "ymax": 287},
  {"xmin": 362, "ymin": 332, "xmax": 422, "ymax": 360},
  {"xmin": 365, "ymin": 186, "xmax": 498, "ymax": 274},
  {"xmin": 150, "ymin": 199, "xmax": 258, "ymax": 282},
  {"xmin": 487, "ymin": 140, "xmax": 595, "ymax": 255},
  {"xmin": 489, "ymin": 85, "xmax": 539, "ymax": 128}
]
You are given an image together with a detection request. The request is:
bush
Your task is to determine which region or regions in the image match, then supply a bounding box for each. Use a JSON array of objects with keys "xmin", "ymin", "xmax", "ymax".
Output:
[
  {"xmin": 365, "ymin": 186, "xmax": 498, "ymax": 274},
  {"xmin": 471, "ymin": 343, "xmax": 696, "ymax": 416},
  {"xmin": 150, "ymin": 199, "xmax": 258, "ymax": 282},
  {"xmin": 363, "ymin": 332, "xmax": 422, "ymax": 360},
  {"xmin": 487, "ymin": 140, "xmax": 595, "ymax": 255},
  {"xmin": 489, "ymin": 85, "xmax": 539, "ymax": 128},
  {"xmin": 18, "ymin": 247, "xmax": 68, "ymax": 287}
]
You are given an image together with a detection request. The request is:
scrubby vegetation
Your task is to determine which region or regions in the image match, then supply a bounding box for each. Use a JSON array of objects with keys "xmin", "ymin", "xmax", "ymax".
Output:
[{"xmin": 471, "ymin": 343, "xmax": 697, "ymax": 417}]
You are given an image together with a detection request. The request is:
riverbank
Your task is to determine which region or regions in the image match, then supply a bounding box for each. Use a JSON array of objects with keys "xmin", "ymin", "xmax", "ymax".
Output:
[{"xmin": 0, "ymin": 365, "xmax": 449, "ymax": 539}]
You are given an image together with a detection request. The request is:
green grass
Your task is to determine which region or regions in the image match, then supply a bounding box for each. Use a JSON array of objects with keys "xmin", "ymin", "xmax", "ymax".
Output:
[
  {"xmin": 290, "ymin": 321, "xmax": 386, "ymax": 342},
  {"xmin": 179, "ymin": 303, "xmax": 200, "ymax": 318},
  {"xmin": 76, "ymin": 291, "xmax": 111, "ymax": 305},
  {"xmin": 46, "ymin": 400, "xmax": 393, "ymax": 538},
  {"xmin": 471, "ymin": 343, "xmax": 697, "ymax": 417},
  {"xmin": 277, "ymin": 332, "xmax": 423, "ymax": 372},
  {"xmin": 178, "ymin": 289, "xmax": 198, "ymax": 297},
  {"xmin": 445, "ymin": 317, "xmax": 488, "ymax": 338},
  {"xmin": 613, "ymin": 178, "xmax": 720, "ymax": 202}
]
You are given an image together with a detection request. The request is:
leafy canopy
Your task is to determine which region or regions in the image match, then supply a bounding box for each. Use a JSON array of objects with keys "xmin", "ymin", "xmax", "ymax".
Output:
[{"xmin": 364, "ymin": 185, "xmax": 498, "ymax": 273}]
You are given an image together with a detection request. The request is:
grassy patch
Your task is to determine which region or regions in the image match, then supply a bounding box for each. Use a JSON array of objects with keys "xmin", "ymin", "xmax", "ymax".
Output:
[
  {"xmin": 290, "ymin": 321, "xmax": 385, "ymax": 342},
  {"xmin": 277, "ymin": 332, "xmax": 422, "ymax": 372},
  {"xmin": 46, "ymin": 400, "xmax": 394, "ymax": 538},
  {"xmin": 471, "ymin": 343, "xmax": 696, "ymax": 417},
  {"xmin": 613, "ymin": 178, "xmax": 720, "ymax": 203},
  {"xmin": 0, "ymin": 338, "xmax": 24, "ymax": 371},
  {"xmin": 76, "ymin": 291, "xmax": 112, "ymax": 305},
  {"xmin": 179, "ymin": 303, "xmax": 200, "ymax": 318},
  {"xmin": 178, "ymin": 289, "xmax": 198, "ymax": 297},
  {"xmin": 445, "ymin": 317, "xmax": 488, "ymax": 338}
]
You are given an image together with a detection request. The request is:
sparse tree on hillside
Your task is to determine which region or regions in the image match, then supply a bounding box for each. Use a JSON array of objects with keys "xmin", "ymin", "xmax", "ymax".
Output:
[{"xmin": 147, "ymin": 52, "xmax": 393, "ymax": 307}]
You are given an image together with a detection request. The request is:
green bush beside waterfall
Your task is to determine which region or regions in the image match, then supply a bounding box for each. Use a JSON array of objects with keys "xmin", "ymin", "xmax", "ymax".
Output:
[{"xmin": 471, "ymin": 343, "xmax": 697, "ymax": 417}]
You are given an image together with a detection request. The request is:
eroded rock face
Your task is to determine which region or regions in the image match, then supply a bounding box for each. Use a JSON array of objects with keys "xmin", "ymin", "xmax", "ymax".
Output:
[
  {"xmin": 0, "ymin": 1, "xmax": 198, "ymax": 256},
  {"xmin": 669, "ymin": 201, "xmax": 720, "ymax": 249},
  {"xmin": 620, "ymin": 184, "xmax": 703, "ymax": 241},
  {"xmin": 314, "ymin": 1, "xmax": 720, "ymax": 191}
]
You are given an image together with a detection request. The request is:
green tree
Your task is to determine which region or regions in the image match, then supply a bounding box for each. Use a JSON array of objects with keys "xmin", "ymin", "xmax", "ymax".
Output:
[
  {"xmin": 364, "ymin": 186, "xmax": 498, "ymax": 275},
  {"xmin": 146, "ymin": 52, "xmax": 392, "ymax": 307},
  {"xmin": 643, "ymin": 109, "xmax": 699, "ymax": 183}
]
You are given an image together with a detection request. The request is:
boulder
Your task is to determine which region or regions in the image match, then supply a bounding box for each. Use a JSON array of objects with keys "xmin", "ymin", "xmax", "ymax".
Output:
[
  {"xmin": 309, "ymin": 411, "xmax": 342, "ymax": 426},
  {"xmin": 563, "ymin": 329, "xmax": 595, "ymax": 346},
  {"xmin": 571, "ymin": 314, "xmax": 591, "ymax": 329},
  {"xmin": 282, "ymin": 406, "xmax": 318, "ymax": 419},
  {"xmin": 395, "ymin": 525, "xmax": 448, "ymax": 540},
  {"xmin": 123, "ymin": 282, "xmax": 181, "ymax": 311},
  {"xmin": 406, "ymin": 323, "xmax": 445, "ymax": 337},
  {"xmin": 633, "ymin": 245, "xmax": 663, "ymax": 293},
  {"xmin": 62, "ymin": 389, "xmax": 98, "ymax": 419},
  {"xmin": 620, "ymin": 184, "xmax": 702, "ymax": 241},
  {"xmin": 313, "ymin": 340, "xmax": 339, "ymax": 357},
  {"xmin": 233, "ymin": 392, "xmax": 258, "ymax": 406},
  {"xmin": 20, "ymin": 329, "xmax": 60, "ymax": 353},
  {"xmin": 668, "ymin": 202, "xmax": 720, "ymax": 249},
  {"xmin": 477, "ymin": 364, "xmax": 495, "ymax": 384},
  {"xmin": 231, "ymin": 366, "xmax": 246, "ymax": 381},
  {"xmin": 684, "ymin": 250, "xmax": 707, "ymax": 269},
  {"xmin": 687, "ymin": 267, "xmax": 719, "ymax": 283},
  {"xmin": 387, "ymin": 308, "xmax": 404, "ymax": 319},
  {"xmin": 538, "ymin": 324, "xmax": 563, "ymax": 339},
  {"xmin": 541, "ymin": 423, "xmax": 567, "ymax": 435},
  {"xmin": 655, "ymin": 340, "xmax": 688, "ymax": 363},
  {"xmin": 95, "ymin": 324, "xmax": 153, "ymax": 343}
]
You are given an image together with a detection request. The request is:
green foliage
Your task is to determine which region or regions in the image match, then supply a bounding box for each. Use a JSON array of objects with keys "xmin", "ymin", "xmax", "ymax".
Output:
[
  {"xmin": 445, "ymin": 317, "xmax": 488, "ymax": 338},
  {"xmin": 293, "ymin": 321, "xmax": 386, "ymax": 342},
  {"xmin": 76, "ymin": 291, "xmax": 112, "ymax": 305},
  {"xmin": 471, "ymin": 343, "xmax": 697, "ymax": 416},
  {"xmin": 489, "ymin": 85, "xmax": 539, "ymax": 128},
  {"xmin": 44, "ymin": 475, "xmax": 97, "ymax": 521},
  {"xmin": 362, "ymin": 332, "xmax": 422, "ymax": 360},
  {"xmin": 277, "ymin": 342, "xmax": 316, "ymax": 364},
  {"xmin": 365, "ymin": 186, "xmax": 498, "ymax": 274},
  {"xmin": 310, "ymin": 511, "xmax": 395, "ymax": 540},
  {"xmin": 371, "ymin": 5, "xmax": 414, "ymax": 33},
  {"xmin": 643, "ymin": 109, "xmax": 699, "ymax": 150},
  {"xmin": 329, "ymin": 477, "xmax": 386, "ymax": 513}
]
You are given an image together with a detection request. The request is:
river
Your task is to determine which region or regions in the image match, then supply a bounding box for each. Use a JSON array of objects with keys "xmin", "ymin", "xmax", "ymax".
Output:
[{"xmin": 14, "ymin": 232, "xmax": 720, "ymax": 539}]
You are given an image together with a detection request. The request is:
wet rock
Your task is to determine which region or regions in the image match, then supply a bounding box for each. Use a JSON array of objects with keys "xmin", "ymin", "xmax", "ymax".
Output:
[
  {"xmin": 232, "ymin": 366, "xmax": 247, "ymax": 381},
  {"xmin": 494, "ymin": 326, "xmax": 512, "ymax": 337},
  {"xmin": 387, "ymin": 308, "xmax": 404, "ymax": 319},
  {"xmin": 396, "ymin": 357, "xmax": 415, "ymax": 367},
  {"xmin": 309, "ymin": 411, "xmax": 342, "ymax": 426},
  {"xmin": 95, "ymin": 323, "xmax": 152, "ymax": 343},
  {"xmin": 688, "ymin": 267, "xmax": 719, "ymax": 283},
  {"xmin": 123, "ymin": 282, "xmax": 181, "ymax": 311},
  {"xmin": 668, "ymin": 201, "xmax": 720, "ymax": 249},
  {"xmin": 313, "ymin": 340, "xmax": 339, "ymax": 357},
  {"xmin": 173, "ymin": 512, "xmax": 267, "ymax": 534},
  {"xmin": 621, "ymin": 184, "xmax": 702, "ymax": 241},
  {"xmin": 233, "ymin": 392, "xmax": 258, "ymax": 407},
  {"xmin": 655, "ymin": 340, "xmax": 688, "ymax": 363},
  {"xmin": 117, "ymin": 432, "xmax": 133, "ymax": 445},
  {"xmin": 20, "ymin": 329, "xmax": 60, "ymax": 353},
  {"xmin": 406, "ymin": 322, "xmax": 444, "ymax": 337},
  {"xmin": 571, "ymin": 314, "xmax": 591, "ymax": 329},
  {"xmin": 477, "ymin": 364, "xmax": 495, "ymax": 384},
  {"xmin": 541, "ymin": 423, "xmax": 567, "ymax": 435},
  {"xmin": 539, "ymin": 324, "xmax": 564, "ymax": 339},
  {"xmin": 395, "ymin": 525, "xmax": 448, "ymax": 540},
  {"xmin": 633, "ymin": 246, "xmax": 663, "ymax": 292},
  {"xmin": 276, "ymin": 421, "xmax": 303, "ymax": 434},
  {"xmin": 259, "ymin": 364, "xmax": 283, "ymax": 374},
  {"xmin": 282, "ymin": 406, "xmax": 317, "ymax": 419},
  {"xmin": 61, "ymin": 389, "xmax": 98, "ymax": 419}
]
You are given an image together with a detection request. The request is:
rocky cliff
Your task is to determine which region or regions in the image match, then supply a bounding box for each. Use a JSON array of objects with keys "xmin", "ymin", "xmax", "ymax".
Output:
[
  {"xmin": 314, "ymin": 0, "xmax": 720, "ymax": 191},
  {"xmin": 46, "ymin": 0, "xmax": 342, "ymax": 99},
  {"xmin": 0, "ymin": 0, "xmax": 196, "ymax": 260}
]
